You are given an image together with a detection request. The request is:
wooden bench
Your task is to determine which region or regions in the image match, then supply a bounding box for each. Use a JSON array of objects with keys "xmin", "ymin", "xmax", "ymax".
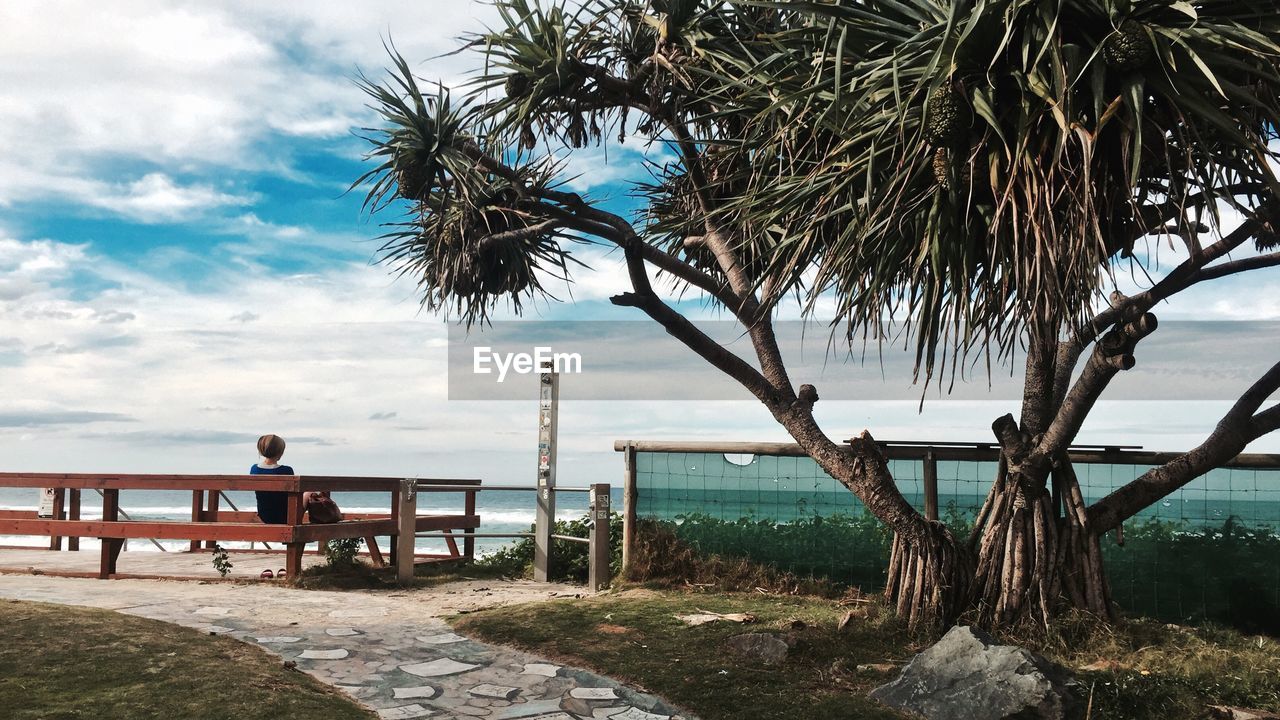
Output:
[{"xmin": 0, "ymin": 473, "xmax": 481, "ymax": 579}]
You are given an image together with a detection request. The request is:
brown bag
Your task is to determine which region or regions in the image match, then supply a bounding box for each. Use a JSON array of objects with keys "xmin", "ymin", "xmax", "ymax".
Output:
[{"xmin": 306, "ymin": 492, "xmax": 343, "ymax": 524}]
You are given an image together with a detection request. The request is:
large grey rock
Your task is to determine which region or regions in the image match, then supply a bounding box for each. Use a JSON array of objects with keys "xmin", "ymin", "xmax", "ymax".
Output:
[
  {"xmin": 725, "ymin": 633, "xmax": 790, "ymax": 665},
  {"xmin": 870, "ymin": 625, "xmax": 1076, "ymax": 720}
]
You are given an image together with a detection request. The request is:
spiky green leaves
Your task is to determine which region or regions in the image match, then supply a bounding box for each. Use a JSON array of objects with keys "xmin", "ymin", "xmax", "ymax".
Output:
[
  {"xmin": 925, "ymin": 84, "xmax": 971, "ymax": 147},
  {"xmin": 354, "ymin": 47, "xmax": 582, "ymax": 326},
  {"xmin": 1103, "ymin": 21, "xmax": 1154, "ymax": 72}
]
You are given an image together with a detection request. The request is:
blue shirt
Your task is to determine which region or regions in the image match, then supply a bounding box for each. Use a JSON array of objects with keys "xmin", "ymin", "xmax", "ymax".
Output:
[{"xmin": 251, "ymin": 464, "xmax": 295, "ymax": 524}]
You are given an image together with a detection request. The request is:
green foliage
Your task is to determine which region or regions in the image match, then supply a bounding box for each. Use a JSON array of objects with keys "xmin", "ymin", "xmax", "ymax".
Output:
[
  {"xmin": 1102, "ymin": 517, "xmax": 1280, "ymax": 636},
  {"xmin": 323, "ymin": 538, "xmax": 362, "ymax": 568},
  {"xmin": 210, "ymin": 543, "xmax": 232, "ymax": 578},
  {"xmin": 474, "ymin": 512, "xmax": 624, "ymax": 584}
]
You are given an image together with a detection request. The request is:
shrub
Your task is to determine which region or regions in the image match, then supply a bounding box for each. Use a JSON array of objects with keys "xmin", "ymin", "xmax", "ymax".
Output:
[
  {"xmin": 210, "ymin": 543, "xmax": 232, "ymax": 577},
  {"xmin": 474, "ymin": 512, "xmax": 623, "ymax": 584},
  {"xmin": 323, "ymin": 537, "xmax": 362, "ymax": 568}
]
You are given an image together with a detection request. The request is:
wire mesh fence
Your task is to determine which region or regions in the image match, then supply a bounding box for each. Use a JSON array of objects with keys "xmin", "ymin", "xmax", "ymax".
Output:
[{"xmin": 629, "ymin": 446, "xmax": 1280, "ymax": 632}]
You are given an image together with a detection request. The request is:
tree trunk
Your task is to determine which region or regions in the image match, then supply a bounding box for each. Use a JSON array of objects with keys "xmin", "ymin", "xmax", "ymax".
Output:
[{"xmin": 890, "ymin": 457, "xmax": 1114, "ymax": 630}]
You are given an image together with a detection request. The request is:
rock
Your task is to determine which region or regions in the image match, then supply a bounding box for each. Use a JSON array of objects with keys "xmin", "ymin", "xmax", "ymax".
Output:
[
  {"xmin": 870, "ymin": 625, "xmax": 1077, "ymax": 720},
  {"xmin": 725, "ymin": 633, "xmax": 790, "ymax": 665},
  {"xmin": 1208, "ymin": 707, "xmax": 1280, "ymax": 720}
]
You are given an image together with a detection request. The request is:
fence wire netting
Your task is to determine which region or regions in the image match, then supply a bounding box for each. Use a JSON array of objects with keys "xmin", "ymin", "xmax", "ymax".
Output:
[{"xmin": 633, "ymin": 450, "xmax": 1280, "ymax": 632}]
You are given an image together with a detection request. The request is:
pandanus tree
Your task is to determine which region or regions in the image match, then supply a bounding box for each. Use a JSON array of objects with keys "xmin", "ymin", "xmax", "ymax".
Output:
[{"xmin": 354, "ymin": 0, "xmax": 1280, "ymax": 629}]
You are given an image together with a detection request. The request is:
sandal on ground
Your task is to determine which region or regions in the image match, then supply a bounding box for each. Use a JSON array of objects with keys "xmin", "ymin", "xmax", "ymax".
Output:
[
  {"xmin": 278, "ymin": 568, "xmax": 287, "ymax": 578},
  {"xmin": 260, "ymin": 569, "xmax": 274, "ymax": 579}
]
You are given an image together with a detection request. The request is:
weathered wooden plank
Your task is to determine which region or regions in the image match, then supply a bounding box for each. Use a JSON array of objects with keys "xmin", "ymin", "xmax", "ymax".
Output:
[
  {"xmin": 1, "ymin": 519, "xmax": 294, "ymax": 543},
  {"xmin": 413, "ymin": 515, "xmax": 480, "ymax": 532},
  {"xmin": 294, "ymin": 519, "xmax": 399, "ymax": 542},
  {"xmin": 0, "ymin": 474, "xmax": 303, "ymax": 492}
]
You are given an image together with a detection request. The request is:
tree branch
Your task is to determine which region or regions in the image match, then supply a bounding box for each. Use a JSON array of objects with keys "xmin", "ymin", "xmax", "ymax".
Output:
[
  {"xmin": 609, "ymin": 245, "xmax": 779, "ymax": 404},
  {"xmin": 1195, "ymin": 251, "xmax": 1280, "ymax": 283},
  {"xmin": 1038, "ymin": 313, "xmax": 1158, "ymax": 457},
  {"xmin": 1088, "ymin": 361, "xmax": 1280, "ymax": 532},
  {"xmin": 1046, "ymin": 201, "xmax": 1278, "ymax": 445}
]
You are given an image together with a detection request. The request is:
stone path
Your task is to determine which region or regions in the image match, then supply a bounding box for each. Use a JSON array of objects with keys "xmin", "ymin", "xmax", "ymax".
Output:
[{"xmin": 0, "ymin": 574, "xmax": 691, "ymax": 720}]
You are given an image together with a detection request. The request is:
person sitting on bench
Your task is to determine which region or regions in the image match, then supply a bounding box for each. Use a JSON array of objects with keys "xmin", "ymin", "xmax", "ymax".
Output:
[
  {"xmin": 251, "ymin": 434, "xmax": 344, "ymax": 525},
  {"xmin": 251, "ymin": 434, "xmax": 298, "ymax": 525}
]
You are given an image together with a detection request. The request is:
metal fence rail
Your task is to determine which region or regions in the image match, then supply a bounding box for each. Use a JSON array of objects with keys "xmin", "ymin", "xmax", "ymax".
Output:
[{"xmin": 398, "ymin": 479, "xmax": 612, "ymax": 592}]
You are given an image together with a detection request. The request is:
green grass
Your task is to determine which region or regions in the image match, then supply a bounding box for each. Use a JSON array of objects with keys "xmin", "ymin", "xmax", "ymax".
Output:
[
  {"xmin": 453, "ymin": 589, "xmax": 916, "ymax": 720},
  {"xmin": 0, "ymin": 599, "xmax": 374, "ymax": 720},
  {"xmin": 451, "ymin": 588, "xmax": 1280, "ymax": 720}
]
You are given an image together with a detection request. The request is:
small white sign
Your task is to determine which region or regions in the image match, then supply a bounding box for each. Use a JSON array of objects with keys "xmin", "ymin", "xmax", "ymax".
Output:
[{"xmin": 37, "ymin": 488, "xmax": 55, "ymax": 518}]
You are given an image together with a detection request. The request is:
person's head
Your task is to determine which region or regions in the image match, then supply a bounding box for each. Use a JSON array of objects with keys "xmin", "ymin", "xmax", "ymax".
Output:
[{"xmin": 257, "ymin": 434, "xmax": 286, "ymax": 462}]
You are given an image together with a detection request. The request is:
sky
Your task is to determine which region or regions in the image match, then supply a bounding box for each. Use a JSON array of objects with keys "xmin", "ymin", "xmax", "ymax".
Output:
[{"xmin": 0, "ymin": 1, "xmax": 1277, "ymax": 488}]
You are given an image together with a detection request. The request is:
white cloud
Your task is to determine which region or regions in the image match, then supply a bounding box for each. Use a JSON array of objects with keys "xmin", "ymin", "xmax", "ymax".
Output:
[
  {"xmin": 0, "ymin": 1, "xmax": 501, "ymax": 208},
  {"xmin": 87, "ymin": 173, "xmax": 254, "ymax": 223}
]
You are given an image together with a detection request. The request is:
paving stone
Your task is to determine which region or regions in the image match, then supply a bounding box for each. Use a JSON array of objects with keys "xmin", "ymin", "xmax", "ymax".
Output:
[
  {"xmin": 256, "ymin": 636, "xmax": 302, "ymax": 643},
  {"xmin": 560, "ymin": 698, "xmax": 595, "ymax": 716},
  {"xmin": 392, "ymin": 686, "xmax": 442, "ymax": 700},
  {"xmin": 400, "ymin": 658, "xmax": 481, "ymax": 677},
  {"xmin": 327, "ymin": 627, "xmax": 361, "ymax": 636},
  {"xmin": 417, "ymin": 632, "xmax": 467, "ymax": 644},
  {"xmin": 470, "ymin": 684, "xmax": 521, "ymax": 700},
  {"xmin": 494, "ymin": 700, "xmax": 567, "ymax": 719},
  {"xmin": 452, "ymin": 707, "xmax": 489, "ymax": 717},
  {"xmin": 571, "ymin": 688, "xmax": 619, "ymax": 701},
  {"xmin": 376, "ymin": 704, "xmax": 434, "ymax": 719},
  {"xmin": 607, "ymin": 708, "xmax": 672, "ymax": 720},
  {"xmin": 521, "ymin": 663, "xmax": 560, "ymax": 677},
  {"xmin": 300, "ymin": 648, "xmax": 350, "ymax": 660}
]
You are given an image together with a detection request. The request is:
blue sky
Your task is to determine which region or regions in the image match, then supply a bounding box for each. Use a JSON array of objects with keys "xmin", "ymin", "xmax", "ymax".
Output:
[{"xmin": 0, "ymin": 1, "xmax": 1276, "ymax": 486}]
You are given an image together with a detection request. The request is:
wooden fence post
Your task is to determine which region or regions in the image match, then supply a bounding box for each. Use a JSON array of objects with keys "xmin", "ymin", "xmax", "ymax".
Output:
[
  {"xmin": 205, "ymin": 490, "xmax": 220, "ymax": 550},
  {"xmin": 67, "ymin": 489, "xmax": 80, "ymax": 551},
  {"xmin": 396, "ymin": 478, "xmax": 418, "ymax": 584},
  {"xmin": 923, "ymin": 450, "xmax": 939, "ymax": 522},
  {"xmin": 98, "ymin": 489, "xmax": 121, "ymax": 579},
  {"xmin": 589, "ymin": 482, "xmax": 611, "ymax": 593},
  {"xmin": 463, "ymin": 488, "xmax": 477, "ymax": 561},
  {"xmin": 621, "ymin": 443, "xmax": 637, "ymax": 574},
  {"xmin": 50, "ymin": 488, "xmax": 65, "ymax": 551}
]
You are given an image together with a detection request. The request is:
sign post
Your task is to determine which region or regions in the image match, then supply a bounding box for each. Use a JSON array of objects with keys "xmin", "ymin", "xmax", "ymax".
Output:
[
  {"xmin": 533, "ymin": 371, "xmax": 559, "ymax": 582},
  {"xmin": 588, "ymin": 482, "xmax": 611, "ymax": 592}
]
